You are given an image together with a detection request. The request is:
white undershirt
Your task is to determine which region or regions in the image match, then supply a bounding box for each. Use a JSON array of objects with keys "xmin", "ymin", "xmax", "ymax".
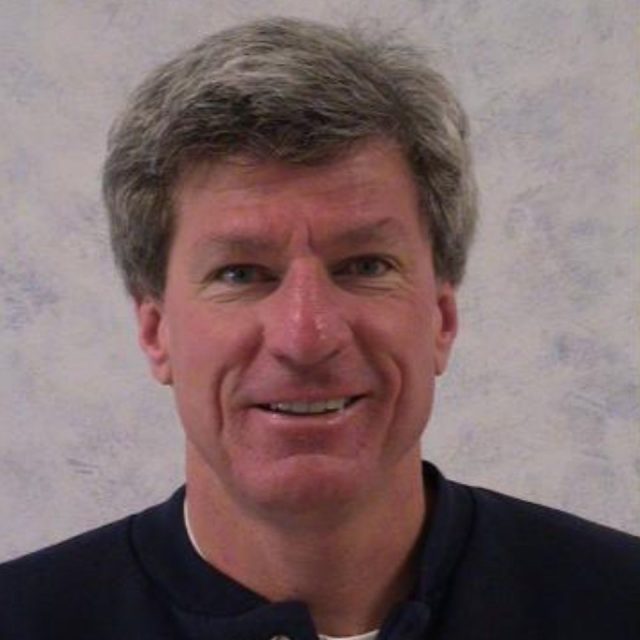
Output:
[
  {"xmin": 318, "ymin": 633, "xmax": 379, "ymax": 640},
  {"xmin": 184, "ymin": 498, "xmax": 206, "ymax": 558},
  {"xmin": 184, "ymin": 499, "xmax": 379, "ymax": 640}
]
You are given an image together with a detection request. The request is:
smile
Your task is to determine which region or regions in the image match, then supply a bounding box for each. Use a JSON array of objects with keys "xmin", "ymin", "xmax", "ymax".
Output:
[{"xmin": 259, "ymin": 397, "xmax": 358, "ymax": 416}]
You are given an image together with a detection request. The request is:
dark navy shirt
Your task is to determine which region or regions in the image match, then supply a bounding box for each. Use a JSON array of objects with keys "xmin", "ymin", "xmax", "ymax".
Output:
[{"xmin": 1, "ymin": 462, "xmax": 639, "ymax": 639}]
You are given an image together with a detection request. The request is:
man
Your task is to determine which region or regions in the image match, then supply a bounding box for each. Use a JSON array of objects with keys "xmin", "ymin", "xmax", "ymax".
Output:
[{"xmin": 1, "ymin": 17, "xmax": 638, "ymax": 640}]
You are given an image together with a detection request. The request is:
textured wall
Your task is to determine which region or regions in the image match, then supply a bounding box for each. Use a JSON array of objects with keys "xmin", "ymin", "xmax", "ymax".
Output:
[{"xmin": 1, "ymin": 0, "xmax": 638, "ymax": 561}]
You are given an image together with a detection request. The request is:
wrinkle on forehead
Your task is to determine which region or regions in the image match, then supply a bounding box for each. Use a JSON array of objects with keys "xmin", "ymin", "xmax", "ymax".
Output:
[
  {"xmin": 173, "ymin": 138, "xmax": 411, "ymax": 202},
  {"xmin": 189, "ymin": 216, "xmax": 412, "ymax": 266},
  {"xmin": 171, "ymin": 139, "xmax": 424, "ymax": 275}
]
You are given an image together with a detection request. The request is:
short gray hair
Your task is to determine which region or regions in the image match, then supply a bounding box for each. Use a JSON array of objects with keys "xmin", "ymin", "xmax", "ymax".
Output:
[{"xmin": 103, "ymin": 17, "xmax": 477, "ymax": 300}]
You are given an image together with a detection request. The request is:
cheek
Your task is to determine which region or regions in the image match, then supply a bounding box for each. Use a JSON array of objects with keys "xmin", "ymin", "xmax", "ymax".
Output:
[
  {"xmin": 363, "ymin": 293, "xmax": 435, "ymax": 365},
  {"xmin": 168, "ymin": 303, "xmax": 254, "ymax": 371},
  {"xmin": 166, "ymin": 309, "xmax": 258, "ymax": 432},
  {"xmin": 357, "ymin": 295, "xmax": 435, "ymax": 405},
  {"xmin": 376, "ymin": 296, "xmax": 437, "ymax": 407}
]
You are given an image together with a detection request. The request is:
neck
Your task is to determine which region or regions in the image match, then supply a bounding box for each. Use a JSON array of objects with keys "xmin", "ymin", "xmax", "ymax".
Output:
[{"xmin": 185, "ymin": 449, "xmax": 429, "ymax": 637}]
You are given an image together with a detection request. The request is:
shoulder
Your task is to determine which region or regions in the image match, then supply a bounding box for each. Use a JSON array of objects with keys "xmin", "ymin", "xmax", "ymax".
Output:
[
  {"xmin": 0, "ymin": 513, "xmax": 133, "ymax": 587},
  {"xmin": 0, "ymin": 515, "xmax": 131, "ymax": 633},
  {"xmin": 425, "ymin": 469, "xmax": 640, "ymax": 637},
  {"xmin": 0, "ymin": 499, "xmax": 175, "ymax": 639},
  {"xmin": 463, "ymin": 483, "xmax": 640, "ymax": 607},
  {"xmin": 469, "ymin": 484, "xmax": 640, "ymax": 559}
]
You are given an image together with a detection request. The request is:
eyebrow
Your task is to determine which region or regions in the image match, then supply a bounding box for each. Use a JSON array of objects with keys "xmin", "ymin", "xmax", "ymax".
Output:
[
  {"xmin": 189, "ymin": 217, "xmax": 409, "ymax": 273},
  {"xmin": 193, "ymin": 235, "xmax": 276, "ymax": 255},
  {"xmin": 330, "ymin": 217, "xmax": 408, "ymax": 248}
]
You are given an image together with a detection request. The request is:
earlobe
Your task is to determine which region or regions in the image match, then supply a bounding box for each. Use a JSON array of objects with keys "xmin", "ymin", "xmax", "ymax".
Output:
[
  {"xmin": 135, "ymin": 297, "xmax": 173, "ymax": 385},
  {"xmin": 433, "ymin": 283, "xmax": 458, "ymax": 376}
]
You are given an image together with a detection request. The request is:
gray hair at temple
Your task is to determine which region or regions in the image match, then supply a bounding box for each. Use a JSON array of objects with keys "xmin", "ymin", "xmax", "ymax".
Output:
[{"xmin": 102, "ymin": 17, "xmax": 478, "ymax": 300}]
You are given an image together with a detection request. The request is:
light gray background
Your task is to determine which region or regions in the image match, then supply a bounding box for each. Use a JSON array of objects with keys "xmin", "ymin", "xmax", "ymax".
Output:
[{"xmin": 1, "ymin": 0, "xmax": 638, "ymax": 561}]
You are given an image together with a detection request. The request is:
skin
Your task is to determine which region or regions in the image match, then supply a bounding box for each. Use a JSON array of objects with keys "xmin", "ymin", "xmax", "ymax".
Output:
[{"xmin": 136, "ymin": 139, "xmax": 458, "ymax": 635}]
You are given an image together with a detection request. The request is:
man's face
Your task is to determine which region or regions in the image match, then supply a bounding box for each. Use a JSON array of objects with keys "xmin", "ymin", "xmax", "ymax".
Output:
[{"xmin": 137, "ymin": 139, "xmax": 457, "ymax": 517}]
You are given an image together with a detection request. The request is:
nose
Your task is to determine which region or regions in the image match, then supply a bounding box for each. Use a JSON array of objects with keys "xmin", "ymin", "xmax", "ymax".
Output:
[{"xmin": 261, "ymin": 259, "xmax": 352, "ymax": 370}]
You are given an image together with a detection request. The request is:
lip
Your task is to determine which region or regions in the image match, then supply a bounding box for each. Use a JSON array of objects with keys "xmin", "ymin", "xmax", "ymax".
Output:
[
  {"xmin": 257, "ymin": 395, "xmax": 359, "ymax": 414},
  {"xmin": 248, "ymin": 395, "xmax": 366, "ymax": 424},
  {"xmin": 247, "ymin": 391, "xmax": 366, "ymax": 407}
]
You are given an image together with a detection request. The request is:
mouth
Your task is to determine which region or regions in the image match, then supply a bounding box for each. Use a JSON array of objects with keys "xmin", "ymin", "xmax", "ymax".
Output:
[{"xmin": 257, "ymin": 396, "xmax": 360, "ymax": 416}]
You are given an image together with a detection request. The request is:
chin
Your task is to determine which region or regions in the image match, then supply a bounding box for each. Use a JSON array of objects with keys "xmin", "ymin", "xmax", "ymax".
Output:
[{"xmin": 232, "ymin": 453, "xmax": 376, "ymax": 519}]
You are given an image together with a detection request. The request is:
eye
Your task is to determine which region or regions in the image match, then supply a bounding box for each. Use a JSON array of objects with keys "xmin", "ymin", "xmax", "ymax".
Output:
[
  {"xmin": 335, "ymin": 255, "xmax": 393, "ymax": 278},
  {"xmin": 214, "ymin": 264, "xmax": 274, "ymax": 285}
]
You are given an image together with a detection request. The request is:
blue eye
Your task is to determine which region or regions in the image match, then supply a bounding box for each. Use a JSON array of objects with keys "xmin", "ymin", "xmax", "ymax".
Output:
[
  {"xmin": 216, "ymin": 265, "xmax": 268, "ymax": 285},
  {"xmin": 338, "ymin": 256, "xmax": 391, "ymax": 278}
]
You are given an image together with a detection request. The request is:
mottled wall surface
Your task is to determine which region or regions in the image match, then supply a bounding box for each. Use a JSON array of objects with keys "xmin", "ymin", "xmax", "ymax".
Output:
[{"xmin": 1, "ymin": 0, "xmax": 638, "ymax": 560}]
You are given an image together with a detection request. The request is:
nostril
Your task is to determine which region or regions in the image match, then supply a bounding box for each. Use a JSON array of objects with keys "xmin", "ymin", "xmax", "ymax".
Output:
[{"xmin": 265, "ymin": 314, "xmax": 348, "ymax": 368}]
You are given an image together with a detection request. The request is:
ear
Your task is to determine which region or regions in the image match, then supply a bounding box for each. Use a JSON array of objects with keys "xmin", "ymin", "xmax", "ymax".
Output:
[
  {"xmin": 433, "ymin": 282, "xmax": 458, "ymax": 376},
  {"xmin": 135, "ymin": 296, "xmax": 173, "ymax": 385}
]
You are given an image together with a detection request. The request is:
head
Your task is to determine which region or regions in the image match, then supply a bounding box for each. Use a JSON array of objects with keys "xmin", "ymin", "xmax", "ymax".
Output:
[
  {"xmin": 103, "ymin": 17, "xmax": 477, "ymax": 302},
  {"xmin": 102, "ymin": 18, "xmax": 477, "ymax": 517}
]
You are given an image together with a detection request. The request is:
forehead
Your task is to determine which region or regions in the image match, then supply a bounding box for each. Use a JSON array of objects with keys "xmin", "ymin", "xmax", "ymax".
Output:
[{"xmin": 171, "ymin": 140, "xmax": 425, "ymax": 251}]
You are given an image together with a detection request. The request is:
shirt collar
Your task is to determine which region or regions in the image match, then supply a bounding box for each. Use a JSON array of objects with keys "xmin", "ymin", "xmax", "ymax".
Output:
[{"xmin": 131, "ymin": 461, "xmax": 474, "ymax": 638}]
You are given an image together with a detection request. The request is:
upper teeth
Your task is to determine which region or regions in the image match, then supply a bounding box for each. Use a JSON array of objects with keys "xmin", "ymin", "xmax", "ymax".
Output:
[{"xmin": 268, "ymin": 398, "xmax": 350, "ymax": 414}]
